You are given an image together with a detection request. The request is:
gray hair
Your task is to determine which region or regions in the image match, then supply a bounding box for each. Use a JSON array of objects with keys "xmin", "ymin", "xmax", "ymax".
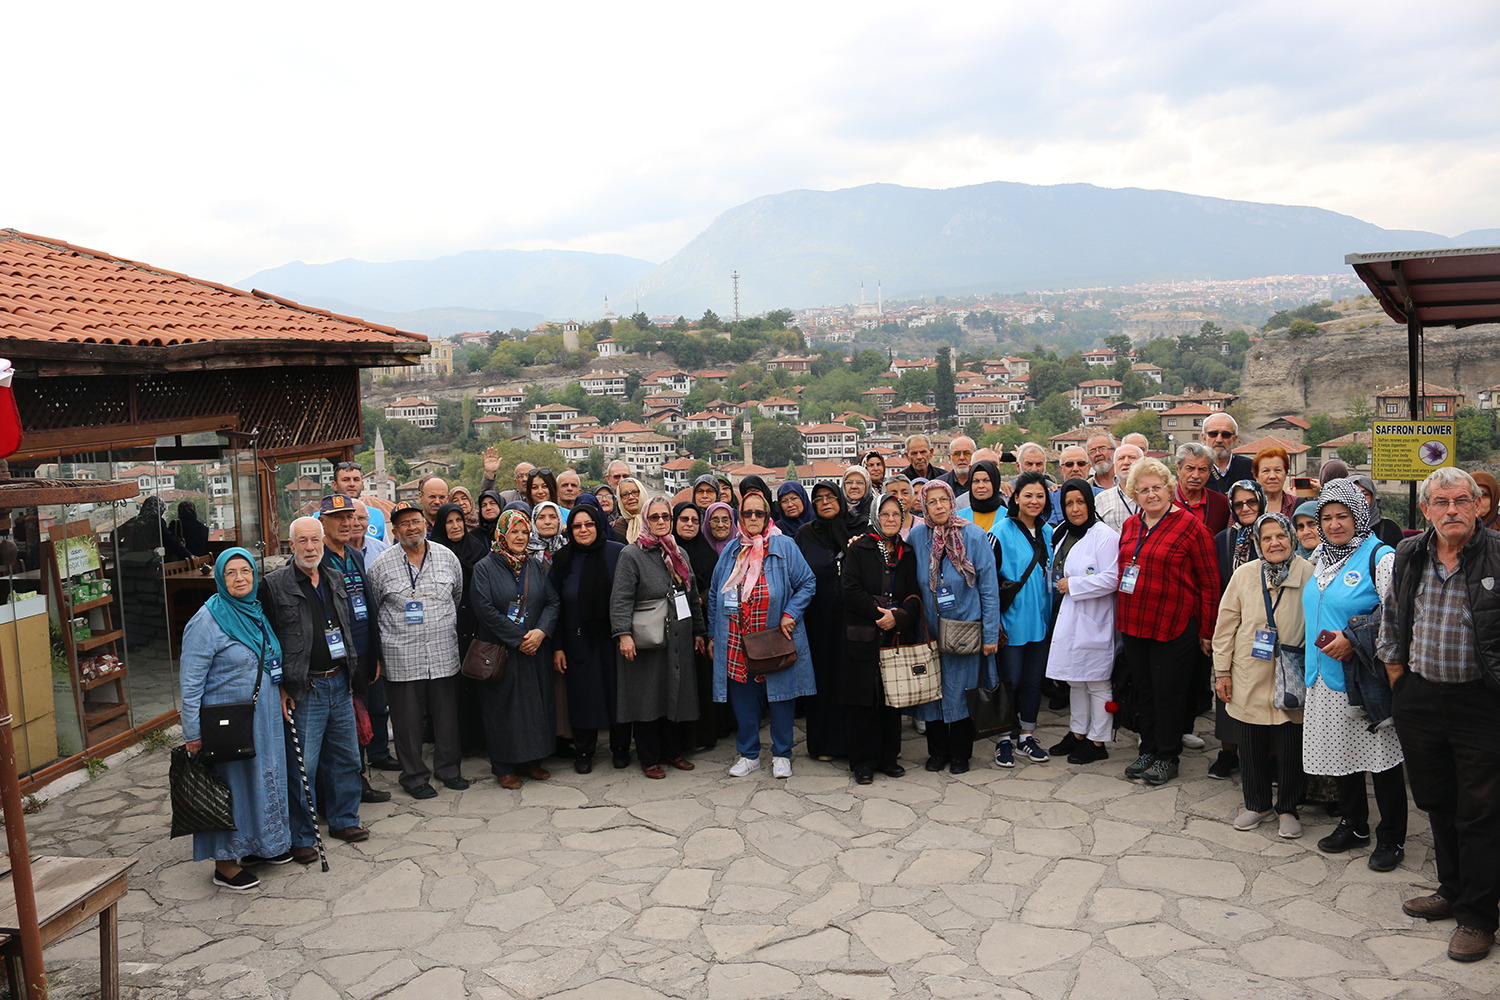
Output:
[
  {"xmin": 1114, "ymin": 443, "xmax": 1144, "ymax": 461},
  {"xmin": 1203, "ymin": 412, "xmax": 1239, "ymax": 435},
  {"xmin": 1059, "ymin": 445, "xmax": 1088, "ymax": 461},
  {"xmin": 1086, "ymin": 431, "xmax": 1116, "ymax": 449},
  {"xmin": 904, "ymin": 434, "xmax": 932, "ymax": 452},
  {"xmin": 288, "ymin": 516, "xmax": 324, "ymax": 540},
  {"xmin": 1418, "ymin": 467, "xmax": 1480, "ymax": 506},
  {"xmin": 1016, "ymin": 442, "xmax": 1047, "ymax": 463},
  {"xmin": 1174, "ymin": 441, "xmax": 1213, "ymax": 466}
]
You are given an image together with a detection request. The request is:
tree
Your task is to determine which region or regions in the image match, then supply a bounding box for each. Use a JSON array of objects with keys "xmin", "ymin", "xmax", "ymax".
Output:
[
  {"xmin": 1338, "ymin": 443, "xmax": 1369, "ymax": 468},
  {"xmin": 683, "ymin": 429, "xmax": 717, "ymax": 459},
  {"xmin": 630, "ymin": 311, "xmax": 654, "ymax": 331},
  {"xmin": 1305, "ymin": 412, "xmax": 1343, "ymax": 449},
  {"xmin": 689, "ymin": 458, "xmax": 711, "ymax": 480},
  {"xmin": 1032, "ymin": 392, "xmax": 1079, "ymax": 433},
  {"xmin": 753, "ymin": 421, "xmax": 803, "ymax": 468},
  {"xmin": 586, "ymin": 447, "xmax": 606, "ymax": 480},
  {"xmin": 1104, "ymin": 333, "xmax": 1132, "ymax": 356},
  {"xmin": 895, "ymin": 370, "xmax": 935, "ymax": 405},
  {"xmin": 700, "ymin": 308, "xmax": 722, "ymax": 330},
  {"xmin": 934, "ymin": 347, "xmax": 956, "ymax": 422},
  {"xmin": 1455, "ymin": 407, "xmax": 1497, "ymax": 461},
  {"xmin": 765, "ymin": 309, "xmax": 794, "ymax": 329},
  {"xmin": 1111, "ymin": 409, "xmax": 1167, "ymax": 451}
]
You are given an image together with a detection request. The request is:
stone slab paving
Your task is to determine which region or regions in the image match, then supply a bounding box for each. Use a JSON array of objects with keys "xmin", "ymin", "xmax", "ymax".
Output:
[{"xmin": 14, "ymin": 712, "xmax": 1488, "ymax": 999}]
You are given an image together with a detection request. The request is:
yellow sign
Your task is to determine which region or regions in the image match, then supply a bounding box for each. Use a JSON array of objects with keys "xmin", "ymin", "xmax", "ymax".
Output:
[{"xmin": 1371, "ymin": 420, "xmax": 1457, "ymax": 481}]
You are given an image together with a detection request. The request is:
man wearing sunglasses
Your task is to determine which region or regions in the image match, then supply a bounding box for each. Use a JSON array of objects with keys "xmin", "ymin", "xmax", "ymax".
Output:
[{"xmin": 1201, "ymin": 413, "xmax": 1252, "ymax": 494}]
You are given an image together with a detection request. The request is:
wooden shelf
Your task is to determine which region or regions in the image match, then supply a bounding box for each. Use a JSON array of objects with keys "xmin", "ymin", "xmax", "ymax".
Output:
[
  {"xmin": 78, "ymin": 670, "xmax": 126, "ymax": 692},
  {"xmin": 76, "ymin": 630, "xmax": 124, "ymax": 652},
  {"xmin": 62, "ymin": 595, "xmax": 114, "ymax": 614},
  {"xmin": 83, "ymin": 702, "xmax": 129, "ymax": 729}
]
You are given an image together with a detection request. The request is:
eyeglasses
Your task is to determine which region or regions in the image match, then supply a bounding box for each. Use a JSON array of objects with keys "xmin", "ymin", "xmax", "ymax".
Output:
[
  {"xmin": 531, "ymin": 469, "xmax": 553, "ymax": 478},
  {"xmin": 709, "ymin": 516, "xmax": 733, "ymax": 525},
  {"xmin": 1426, "ymin": 497, "xmax": 1476, "ymax": 511},
  {"xmin": 1204, "ymin": 430, "xmax": 1235, "ymax": 439},
  {"xmin": 1135, "ymin": 485, "xmax": 1167, "ymax": 496},
  {"xmin": 646, "ymin": 513, "xmax": 672, "ymax": 522},
  {"xmin": 619, "ymin": 488, "xmax": 640, "ymax": 498},
  {"xmin": 740, "ymin": 510, "xmax": 768, "ymax": 519},
  {"xmin": 1060, "ymin": 461, "xmax": 1088, "ymax": 468},
  {"xmin": 335, "ymin": 462, "xmax": 362, "ymax": 471},
  {"xmin": 679, "ymin": 516, "xmax": 700, "ymax": 525},
  {"xmin": 1230, "ymin": 499, "xmax": 1260, "ymax": 510}
]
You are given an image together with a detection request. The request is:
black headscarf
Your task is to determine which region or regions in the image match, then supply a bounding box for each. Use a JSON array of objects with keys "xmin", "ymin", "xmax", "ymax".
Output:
[
  {"xmin": 1054, "ymin": 478, "xmax": 1098, "ymax": 541},
  {"xmin": 966, "ymin": 460, "xmax": 1004, "ymax": 515},
  {"xmin": 672, "ymin": 501, "xmax": 718, "ymax": 594},
  {"xmin": 474, "ymin": 490, "xmax": 503, "ymax": 548},
  {"xmin": 431, "ymin": 502, "xmax": 488, "ymax": 567},
  {"xmin": 549, "ymin": 503, "xmax": 612, "ymax": 631},
  {"xmin": 799, "ymin": 482, "xmax": 859, "ymax": 553},
  {"xmin": 739, "ymin": 475, "xmax": 774, "ymax": 511}
]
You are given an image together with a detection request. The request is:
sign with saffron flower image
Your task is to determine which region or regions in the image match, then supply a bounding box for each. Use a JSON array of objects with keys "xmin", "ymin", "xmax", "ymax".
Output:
[{"xmin": 1372, "ymin": 420, "xmax": 1457, "ymax": 481}]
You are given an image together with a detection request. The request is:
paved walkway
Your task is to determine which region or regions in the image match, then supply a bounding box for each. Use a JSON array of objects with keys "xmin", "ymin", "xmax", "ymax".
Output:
[{"xmin": 19, "ymin": 711, "xmax": 1487, "ymax": 999}]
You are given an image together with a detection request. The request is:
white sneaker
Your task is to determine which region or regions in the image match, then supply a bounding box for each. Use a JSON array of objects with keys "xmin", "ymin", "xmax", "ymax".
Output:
[
  {"xmin": 729, "ymin": 756, "xmax": 761, "ymax": 777},
  {"xmin": 1181, "ymin": 733, "xmax": 1206, "ymax": 750},
  {"xmin": 772, "ymin": 756, "xmax": 792, "ymax": 779},
  {"xmin": 914, "ymin": 719, "xmax": 927, "ymax": 735}
]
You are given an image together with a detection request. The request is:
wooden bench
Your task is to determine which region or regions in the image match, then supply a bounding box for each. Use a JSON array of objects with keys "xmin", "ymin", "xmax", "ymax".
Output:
[{"xmin": 0, "ymin": 855, "xmax": 137, "ymax": 1000}]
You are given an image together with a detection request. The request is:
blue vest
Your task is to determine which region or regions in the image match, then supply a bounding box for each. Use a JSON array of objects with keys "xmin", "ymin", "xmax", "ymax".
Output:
[{"xmin": 1303, "ymin": 535, "xmax": 1389, "ymax": 692}]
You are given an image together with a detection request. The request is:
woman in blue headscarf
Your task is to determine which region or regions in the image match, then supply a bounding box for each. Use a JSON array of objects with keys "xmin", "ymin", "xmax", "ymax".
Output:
[
  {"xmin": 179, "ymin": 549, "xmax": 290, "ymax": 891},
  {"xmin": 774, "ymin": 481, "xmax": 813, "ymax": 538}
]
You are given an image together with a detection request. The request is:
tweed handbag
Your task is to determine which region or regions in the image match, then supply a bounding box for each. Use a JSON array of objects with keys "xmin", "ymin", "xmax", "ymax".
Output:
[
  {"xmin": 880, "ymin": 618, "xmax": 942, "ymax": 708},
  {"xmin": 169, "ymin": 745, "xmax": 235, "ymax": 838}
]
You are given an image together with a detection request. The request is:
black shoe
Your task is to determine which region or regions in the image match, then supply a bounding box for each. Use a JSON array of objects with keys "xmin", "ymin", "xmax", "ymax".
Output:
[
  {"xmin": 408, "ymin": 783, "xmax": 437, "ymax": 800},
  {"xmin": 1049, "ymin": 733, "xmax": 1083, "ymax": 757},
  {"xmin": 879, "ymin": 763, "xmax": 906, "ymax": 778},
  {"xmin": 924, "ymin": 755, "xmax": 950, "ymax": 773},
  {"xmin": 239, "ymin": 851, "xmax": 294, "ymax": 866},
  {"xmin": 369, "ymin": 756, "xmax": 402, "ymax": 771},
  {"xmin": 1142, "ymin": 757, "xmax": 1178, "ymax": 785},
  {"xmin": 442, "ymin": 776, "xmax": 470, "ymax": 790},
  {"xmin": 575, "ymin": 755, "xmax": 594, "ymax": 774},
  {"xmin": 361, "ymin": 787, "xmax": 392, "ymax": 803},
  {"xmin": 1317, "ymin": 819, "xmax": 1370, "ymax": 854},
  {"xmin": 949, "ymin": 758, "xmax": 970, "ymax": 775},
  {"xmin": 213, "ymin": 868, "xmax": 260, "ymax": 891},
  {"xmin": 1124, "ymin": 752, "xmax": 1155, "ymax": 779},
  {"xmin": 1207, "ymin": 750, "xmax": 1239, "ymax": 780},
  {"xmin": 854, "ymin": 767, "xmax": 874, "ymax": 785},
  {"xmin": 1368, "ymin": 842, "xmax": 1405, "ymax": 872},
  {"xmin": 1067, "ymin": 742, "xmax": 1109, "ymax": 765},
  {"xmin": 612, "ymin": 751, "xmax": 631, "ymax": 769}
]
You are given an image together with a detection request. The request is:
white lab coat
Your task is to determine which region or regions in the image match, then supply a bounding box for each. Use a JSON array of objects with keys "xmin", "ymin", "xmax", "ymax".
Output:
[{"xmin": 1045, "ymin": 520, "xmax": 1120, "ymax": 682}]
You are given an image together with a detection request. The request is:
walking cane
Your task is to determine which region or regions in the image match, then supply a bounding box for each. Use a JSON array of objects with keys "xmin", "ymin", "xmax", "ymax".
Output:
[{"xmin": 286, "ymin": 713, "xmax": 330, "ymax": 872}]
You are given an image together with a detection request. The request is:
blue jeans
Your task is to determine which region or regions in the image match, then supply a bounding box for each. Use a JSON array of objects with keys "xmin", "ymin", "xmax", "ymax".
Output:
[
  {"xmin": 284, "ymin": 672, "xmax": 362, "ymax": 846},
  {"xmin": 728, "ymin": 679, "xmax": 796, "ymax": 758},
  {"xmin": 1000, "ymin": 641, "xmax": 1049, "ymax": 735}
]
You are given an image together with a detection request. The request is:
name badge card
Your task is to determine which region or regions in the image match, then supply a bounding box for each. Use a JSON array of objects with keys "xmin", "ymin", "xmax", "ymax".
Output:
[
  {"xmin": 508, "ymin": 601, "xmax": 524, "ymax": 624},
  {"xmin": 325, "ymin": 628, "xmax": 348, "ymax": 660},
  {"xmin": 673, "ymin": 591, "xmax": 691, "ymax": 620},
  {"xmin": 350, "ymin": 590, "xmax": 368, "ymax": 622},
  {"xmin": 405, "ymin": 600, "xmax": 424, "ymax": 625},
  {"xmin": 266, "ymin": 655, "xmax": 283, "ymax": 684},
  {"xmin": 1252, "ymin": 629, "xmax": 1277, "ymax": 660},
  {"xmin": 724, "ymin": 590, "xmax": 739, "ymax": 614},
  {"xmin": 937, "ymin": 586, "xmax": 956, "ymax": 611},
  {"xmin": 1120, "ymin": 565, "xmax": 1140, "ymax": 594}
]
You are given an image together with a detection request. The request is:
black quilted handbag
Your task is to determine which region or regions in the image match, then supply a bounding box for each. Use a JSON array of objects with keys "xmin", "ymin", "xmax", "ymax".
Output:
[{"xmin": 169, "ymin": 745, "xmax": 235, "ymax": 838}]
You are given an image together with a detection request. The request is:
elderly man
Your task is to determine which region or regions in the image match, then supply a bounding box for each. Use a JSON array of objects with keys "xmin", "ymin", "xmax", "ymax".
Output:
[
  {"xmin": 1380, "ymin": 467, "xmax": 1500, "ymax": 962},
  {"xmin": 1015, "ymin": 442, "xmax": 1064, "ymax": 526},
  {"xmin": 939, "ymin": 436, "xmax": 976, "ymax": 499},
  {"xmin": 1085, "ymin": 432, "xmax": 1117, "ymax": 490},
  {"xmin": 1121, "ymin": 432, "xmax": 1150, "ymax": 452},
  {"xmin": 366, "ymin": 501, "xmax": 468, "ymax": 798},
  {"xmin": 335, "ymin": 461, "xmax": 388, "ymax": 545},
  {"xmin": 1202, "ymin": 412, "xmax": 1252, "ymax": 493},
  {"xmin": 263, "ymin": 516, "xmax": 367, "ymax": 860},
  {"xmin": 419, "ymin": 477, "xmax": 450, "ymax": 527},
  {"xmin": 478, "ymin": 448, "xmax": 529, "ymax": 505},
  {"xmin": 1095, "ymin": 443, "xmax": 1144, "ymax": 531},
  {"xmin": 350, "ymin": 500, "xmax": 389, "ymax": 561},
  {"xmin": 1057, "ymin": 445, "xmax": 1092, "ymax": 489},
  {"xmin": 556, "ymin": 469, "xmax": 582, "ymax": 514},
  {"xmin": 1175, "ymin": 442, "xmax": 1230, "ymax": 535},
  {"xmin": 902, "ymin": 434, "xmax": 945, "ymax": 481},
  {"xmin": 606, "ymin": 460, "xmax": 632, "ymax": 488}
]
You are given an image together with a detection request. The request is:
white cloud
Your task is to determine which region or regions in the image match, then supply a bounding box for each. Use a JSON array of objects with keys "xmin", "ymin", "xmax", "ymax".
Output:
[{"xmin": 2, "ymin": 0, "xmax": 1495, "ymax": 282}]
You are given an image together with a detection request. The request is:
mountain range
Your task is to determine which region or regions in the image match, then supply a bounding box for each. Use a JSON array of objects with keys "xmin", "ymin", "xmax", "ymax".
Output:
[{"xmin": 239, "ymin": 182, "xmax": 1500, "ymax": 334}]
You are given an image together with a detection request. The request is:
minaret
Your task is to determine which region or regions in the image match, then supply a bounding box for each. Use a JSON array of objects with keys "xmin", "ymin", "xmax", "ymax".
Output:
[
  {"xmin": 878, "ymin": 281, "xmax": 883, "ymax": 316},
  {"xmin": 374, "ymin": 428, "xmax": 390, "ymax": 501},
  {"xmin": 743, "ymin": 414, "xmax": 754, "ymax": 468}
]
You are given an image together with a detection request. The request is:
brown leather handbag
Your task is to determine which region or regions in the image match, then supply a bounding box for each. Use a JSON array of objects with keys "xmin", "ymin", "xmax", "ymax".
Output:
[
  {"xmin": 744, "ymin": 625, "xmax": 797, "ymax": 675},
  {"xmin": 461, "ymin": 640, "xmax": 507, "ymax": 683}
]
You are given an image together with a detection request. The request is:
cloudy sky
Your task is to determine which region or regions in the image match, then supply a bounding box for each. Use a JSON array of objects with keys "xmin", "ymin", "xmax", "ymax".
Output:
[{"xmin": 6, "ymin": 1, "xmax": 1496, "ymax": 283}]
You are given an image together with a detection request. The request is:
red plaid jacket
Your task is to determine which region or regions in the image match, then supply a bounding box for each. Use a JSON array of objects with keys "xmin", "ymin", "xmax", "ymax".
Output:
[{"xmin": 1117, "ymin": 506, "xmax": 1220, "ymax": 640}]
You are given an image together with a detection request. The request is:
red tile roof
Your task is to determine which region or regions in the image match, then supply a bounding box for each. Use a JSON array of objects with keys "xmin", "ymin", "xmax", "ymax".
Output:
[{"xmin": 0, "ymin": 229, "xmax": 427, "ymax": 351}]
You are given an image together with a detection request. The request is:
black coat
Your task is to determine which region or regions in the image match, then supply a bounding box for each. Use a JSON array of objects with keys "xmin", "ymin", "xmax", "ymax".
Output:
[
  {"xmin": 1384, "ymin": 524, "xmax": 1500, "ymax": 693},
  {"xmin": 839, "ymin": 535, "xmax": 922, "ymax": 708},
  {"xmin": 557, "ymin": 540, "xmax": 625, "ymax": 729},
  {"xmin": 261, "ymin": 563, "xmax": 358, "ymax": 701}
]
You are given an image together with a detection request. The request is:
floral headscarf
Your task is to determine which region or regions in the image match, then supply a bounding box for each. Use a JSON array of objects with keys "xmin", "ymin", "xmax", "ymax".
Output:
[
  {"xmin": 1254, "ymin": 512, "xmax": 1297, "ymax": 588},
  {"xmin": 1227, "ymin": 478, "xmax": 1267, "ymax": 571},
  {"xmin": 921, "ymin": 479, "xmax": 976, "ymax": 594},
  {"xmin": 494, "ymin": 509, "xmax": 532, "ymax": 574},
  {"xmin": 722, "ymin": 497, "xmax": 782, "ymax": 603}
]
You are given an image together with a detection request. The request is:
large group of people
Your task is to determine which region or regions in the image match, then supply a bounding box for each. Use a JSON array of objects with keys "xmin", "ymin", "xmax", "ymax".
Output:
[{"xmin": 175, "ymin": 427, "xmax": 1500, "ymax": 964}]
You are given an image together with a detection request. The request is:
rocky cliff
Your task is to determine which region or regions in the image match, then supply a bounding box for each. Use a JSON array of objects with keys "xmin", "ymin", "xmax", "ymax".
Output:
[{"xmin": 1240, "ymin": 313, "xmax": 1500, "ymax": 420}]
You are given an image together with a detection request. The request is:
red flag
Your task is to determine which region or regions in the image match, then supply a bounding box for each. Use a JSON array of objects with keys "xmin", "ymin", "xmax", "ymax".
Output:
[{"xmin": 0, "ymin": 361, "xmax": 21, "ymax": 458}]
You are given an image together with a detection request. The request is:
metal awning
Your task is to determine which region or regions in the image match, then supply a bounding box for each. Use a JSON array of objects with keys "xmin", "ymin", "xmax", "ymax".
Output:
[{"xmin": 1346, "ymin": 246, "xmax": 1500, "ymax": 328}]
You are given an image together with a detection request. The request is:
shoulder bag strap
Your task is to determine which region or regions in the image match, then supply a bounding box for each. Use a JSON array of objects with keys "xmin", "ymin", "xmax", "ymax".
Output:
[
  {"xmin": 1012, "ymin": 531, "xmax": 1044, "ymax": 588},
  {"xmin": 252, "ymin": 630, "xmax": 266, "ymax": 705}
]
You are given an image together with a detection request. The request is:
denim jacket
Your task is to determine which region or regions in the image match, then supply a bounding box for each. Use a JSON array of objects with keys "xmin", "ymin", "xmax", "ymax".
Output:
[{"xmin": 1344, "ymin": 606, "xmax": 1394, "ymax": 731}]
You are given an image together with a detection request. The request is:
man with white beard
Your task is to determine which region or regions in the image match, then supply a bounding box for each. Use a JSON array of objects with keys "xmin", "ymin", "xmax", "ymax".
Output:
[
  {"xmin": 938, "ymin": 436, "xmax": 976, "ymax": 501},
  {"xmin": 1085, "ymin": 431, "xmax": 1117, "ymax": 490}
]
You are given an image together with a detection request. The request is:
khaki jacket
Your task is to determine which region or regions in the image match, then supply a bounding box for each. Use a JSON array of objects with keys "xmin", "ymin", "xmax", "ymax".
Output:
[{"xmin": 1211, "ymin": 555, "xmax": 1312, "ymax": 726}]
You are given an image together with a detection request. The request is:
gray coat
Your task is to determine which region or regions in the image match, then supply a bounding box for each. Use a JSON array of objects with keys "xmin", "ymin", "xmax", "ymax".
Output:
[
  {"xmin": 610, "ymin": 544, "xmax": 704, "ymax": 723},
  {"xmin": 262, "ymin": 563, "xmax": 356, "ymax": 701}
]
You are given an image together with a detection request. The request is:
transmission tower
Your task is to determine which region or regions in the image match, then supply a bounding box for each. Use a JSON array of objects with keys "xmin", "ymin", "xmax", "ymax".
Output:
[{"xmin": 732, "ymin": 270, "xmax": 741, "ymax": 322}]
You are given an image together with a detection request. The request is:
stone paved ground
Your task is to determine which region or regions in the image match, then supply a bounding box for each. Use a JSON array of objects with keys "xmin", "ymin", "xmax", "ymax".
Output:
[{"xmin": 16, "ymin": 711, "xmax": 1492, "ymax": 999}]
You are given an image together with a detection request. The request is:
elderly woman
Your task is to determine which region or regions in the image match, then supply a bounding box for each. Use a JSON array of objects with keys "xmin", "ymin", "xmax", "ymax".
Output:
[
  {"xmin": 472, "ymin": 510, "xmax": 562, "ymax": 789},
  {"xmin": 1472, "ymin": 471, "xmax": 1500, "ymax": 532},
  {"xmin": 1044, "ymin": 480, "xmax": 1120, "ymax": 765},
  {"xmin": 1253, "ymin": 446, "xmax": 1298, "ymax": 518},
  {"xmin": 775, "ymin": 481, "xmax": 814, "ymax": 538},
  {"xmin": 841, "ymin": 492, "xmax": 921, "ymax": 782},
  {"xmin": 1213, "ymin": 512, "xmax": 1312, "ymax": 839},
  {"xmin": 708, "ymin": 490, "xmax": 817, "ymax": 779},
  {"xmin": 797, "ymin": 482, "xmax": 859, "ymax": 761},
  {"xmin": 882, "ymin": 476, "xmax": 916, "ymax": 537},
  {"xmin": 692, "ymin": 474, "xmax": 722, "ymax": 512},
  {"xmin": 1293, "ymin": 500, "xmax": 1321, "ymax": 558},
  {"xmin": 674, "ymin": 501, "xmax": 722, "ymax": 753},
  {"xmin": 1207, "ymin": 478, "xmax": 1267, "ymax": 779},
  {"xmin": 432, "ymin": 500, "xmax": 490, "ymax": 753},
  {"xmin": 1117, "ymin": 458, "xmax": 1221, "ymax": 787},
  {"xmin": 617, "ymin": 477, "xmax": 646, "ymax": 542},
  {"xmin": 843, "ymin": 466, "xmax": 874, "ymax": 522},
  {"xmin": 449, "ymin": 486, "xmax": 480, "ymax": 530},
  {"xmin": 551, "ymin": 503, "xmax": 630, "ymax": 773},
  {"xmin": 703, "ymin": 501, "xmax": 736, "ymax": 555},
  {"xmin": 991, "ymin": 471, "xmax": 1055, "ymax": 767},
  {"xmin": 1303, "ymin": 482, "xmax": 1406, "ymax": 870},
  {"xmin": 611, "ymin": 496, "xmax": 706, "ymax": 778},
  {"xmin": 909, "ymin": 480, "xmax": 1001, "ymax": 774},
  {"xmin": 179, "ymin": 549, "xmax": 291, "ymax": 889},
  {"xmin": 475, "ymin": 490, "xmax": 503, "ymax": 544},
  {"xmin": 528, "ymin": 501, "xmax": 568, "ymax": 567},
  {"xmin": 955, "ymin": 460, "xmax": 1005, "ymax": 532},
  {"xmin": 862, "ymin": 449, "xmax": 887, "ymax": 493}
]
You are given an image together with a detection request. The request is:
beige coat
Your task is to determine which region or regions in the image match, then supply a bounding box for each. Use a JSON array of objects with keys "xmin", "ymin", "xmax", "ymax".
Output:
[{"xmin": 1212, "ymin": 555, "xmax": 1312, "ymax": 726}]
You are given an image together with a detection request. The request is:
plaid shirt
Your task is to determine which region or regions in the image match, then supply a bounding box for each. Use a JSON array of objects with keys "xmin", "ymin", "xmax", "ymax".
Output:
[
  {"xmin": 1377, "ymin": 542, "xmax": 1481, "ymax": 683},
  {"xmin": 725, "ymin": 575, "xmax": 770, "ymax": 685},
  {"xmin": 364, "ymin": 542, "xmax": 465, "ymax": 682},
  {"xmin": 1117, "ymin": 507, "xmax": 1220, "ymax": 640}
]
